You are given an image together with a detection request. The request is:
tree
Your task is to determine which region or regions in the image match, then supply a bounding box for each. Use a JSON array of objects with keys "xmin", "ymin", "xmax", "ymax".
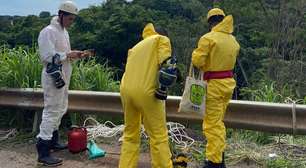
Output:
[{"xmin": 39, "ymin": 11, "xmax": 51, "ymax": 18}]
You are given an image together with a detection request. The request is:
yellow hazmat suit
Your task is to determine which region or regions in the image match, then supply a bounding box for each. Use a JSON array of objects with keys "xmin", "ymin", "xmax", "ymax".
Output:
[
  {"xmin": 119, "ymin": 23, "xmax": 173, "ymax": 168},
  {"xmin": 192, "ymin": 15, "xmax": 240, "ymax": 163}
]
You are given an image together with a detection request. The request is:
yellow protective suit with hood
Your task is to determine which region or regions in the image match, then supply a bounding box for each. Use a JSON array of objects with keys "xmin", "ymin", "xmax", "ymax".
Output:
[
  {"xmin": 192, "ymin": 15, "xmax": 240, "ymax": 163},
  {"xmin": 119, "ymin": 23, "xmax": 173, "ymax": 168}
]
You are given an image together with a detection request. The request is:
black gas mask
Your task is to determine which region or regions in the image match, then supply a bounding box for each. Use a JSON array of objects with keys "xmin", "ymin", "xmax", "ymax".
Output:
[
  {"xmin": 46, "ymin": 54, "xmax": 65, "ymax": 89},
  {"xmin": 155, "ymin": 56, "xmax": 178, "ymax": 100}
]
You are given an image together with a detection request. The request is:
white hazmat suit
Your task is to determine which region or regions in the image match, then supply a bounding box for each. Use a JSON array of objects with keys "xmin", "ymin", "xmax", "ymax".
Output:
[{"xmin": 37, "ymin": 16, "xmax": 72, "ymax": 140}]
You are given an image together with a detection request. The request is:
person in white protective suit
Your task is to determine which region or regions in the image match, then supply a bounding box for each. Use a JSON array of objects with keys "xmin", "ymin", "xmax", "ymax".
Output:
[{"xmin": 36, "ymin": 1, "xmax": 90, "ymax": 166}]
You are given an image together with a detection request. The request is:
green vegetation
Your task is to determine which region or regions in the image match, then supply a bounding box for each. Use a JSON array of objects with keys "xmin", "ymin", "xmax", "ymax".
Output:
[
  {"xmin": 0, "ymin": 0, "xmax": 305, "ymax": 99},
  {"xmin": 0, "ymin": 46, "xmax": 41, "ymax": 88},
  {"xmin": 225, "ymin": 82, "xmax": 306, "ymax": 167},
  {"xmin": 0, "ymin": 0, "xmax": 306, "ymax": 167},
  {"xmin": 70, "ymin": 59, "xmax": 119, "ymax": 91},
  {"xmin": 0, "ymin": 46, "xmax": 119, "ymax": 91}
]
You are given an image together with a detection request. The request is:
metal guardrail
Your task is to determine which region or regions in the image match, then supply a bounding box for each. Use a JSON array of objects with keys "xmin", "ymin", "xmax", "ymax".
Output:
[{"xmin": 1, "ymin": 88, "xmax": 306, "ymax": 134}]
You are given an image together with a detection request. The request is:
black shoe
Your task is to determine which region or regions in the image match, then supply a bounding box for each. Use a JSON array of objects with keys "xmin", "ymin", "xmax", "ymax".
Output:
[
  {"xmin": 36, "ymin": 138, "xmax": 63, "ymax": 167},
  {"xmin": 203, "ymin": 152, "xmax": 226, "ymax": 168},
  {"xmin": 51, "ymin": 130, "xmax": 67, "ymax": 151},
  {"xmin": 203, "ymin": 160, "xmax": 225, "ymax": 168}
]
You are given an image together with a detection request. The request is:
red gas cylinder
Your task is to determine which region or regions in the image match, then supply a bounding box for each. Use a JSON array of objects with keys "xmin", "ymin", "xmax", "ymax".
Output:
[{"xmin": 68, "ymin": 127, "xmax": 87, "ymax": 153}]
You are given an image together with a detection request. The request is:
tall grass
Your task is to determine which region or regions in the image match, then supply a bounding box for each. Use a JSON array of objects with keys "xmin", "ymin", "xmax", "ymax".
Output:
[
  {"xmin": 240, "ymin": 80, "xmax": 294, "ymax": 103},
  {"xmin": 0, "ymin": 46, "xmax": 119, "ymax": 91},
  {"xmin": 70, "ymin": 59, "xmax": 119, "ymax": 91},
  {"xmin": 0, "ymin": 46, "xmax": 41, "ymax": 88}
]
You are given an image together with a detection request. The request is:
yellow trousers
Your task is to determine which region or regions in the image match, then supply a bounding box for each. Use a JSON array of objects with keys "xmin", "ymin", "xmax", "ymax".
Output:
[
  {"xmin": 203, "ymin": 78, "xmax": 235, "ymax": 163},
  {"xmin": 119, "ymin": 89, "xmax": 173, "ymax": 168}
]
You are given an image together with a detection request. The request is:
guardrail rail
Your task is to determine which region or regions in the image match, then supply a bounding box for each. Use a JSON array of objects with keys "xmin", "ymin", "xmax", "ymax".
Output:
[{"xmin": 1, "ymin": 88, "xmax": 306, "ymax": 134}]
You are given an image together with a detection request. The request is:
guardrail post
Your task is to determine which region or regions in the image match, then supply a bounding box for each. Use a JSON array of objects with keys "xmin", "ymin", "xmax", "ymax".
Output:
[
  {"xmin": 16, "ymin": 110, "xmax": 25, "ymax": 129},
  {"xmin": 32, "ymin": 110, "xmax": 42, "ymax": 134}
]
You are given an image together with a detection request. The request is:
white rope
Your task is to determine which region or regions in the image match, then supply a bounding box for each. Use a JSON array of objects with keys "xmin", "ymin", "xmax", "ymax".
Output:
[
  {"xmin": 83, "ymin": 117, "xmax": 124, "ymax": 140},
  {"xmin": 0, "ymin": 128, "xmax": 17, "ymax": 141},
  {"xmin": 167, "ymin": 122, "xmax": 195, "ymax": 149},
  {"xmin": 83, "ymin": 117, "xmax": 195, "ymax": 149}
]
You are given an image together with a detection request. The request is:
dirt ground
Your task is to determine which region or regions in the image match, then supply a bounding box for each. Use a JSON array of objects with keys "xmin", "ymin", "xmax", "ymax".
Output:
[
  {"xmin": 0, "ymin": 139, "xmax": 151, "ymax": 168},
  {"xmin": 0, "ymin": 140, "xmax": 259, "ymax": 168},
  {"xmin": 0, "ymin": 127, "xmax": 259, "ymax": 168}
]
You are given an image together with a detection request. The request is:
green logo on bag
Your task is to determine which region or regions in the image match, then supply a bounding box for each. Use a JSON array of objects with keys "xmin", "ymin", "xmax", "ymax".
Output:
[{"xmin": 190, "ymin": 84, "xmax": 205, "ymax": 105}]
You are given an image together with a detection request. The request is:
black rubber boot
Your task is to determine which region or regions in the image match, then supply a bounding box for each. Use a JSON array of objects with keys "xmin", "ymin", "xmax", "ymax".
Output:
[
  {"xmin": 51, "ymin": 130, "xmax": 67, "ymax": 151},
  {"xmin": 203, "ymin": 160, "xmax": 224, "ymax": 168},
  {"xmin": 203, "ymin": 153, "xmax": 226, "ymax": 168},
  {"xmin": 36, "ymin": 138, "xmax": 63, "ymax": 167},
  {"xmin": 221, "ymin": 152, "xmax": 226, "ymax": 168}
]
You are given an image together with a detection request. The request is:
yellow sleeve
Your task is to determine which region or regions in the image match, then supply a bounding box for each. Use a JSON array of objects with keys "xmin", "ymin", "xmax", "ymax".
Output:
[
  {"xmin": 236, "ymin": 41, "xmax": 241, "ymax": 57},
  {"xmin": 158, "ymin": 36, "xmax": 172, "ymax": 65},
  {"xmin": 192, "ymin": 36, "xmax": 210, "ymax": 69}
]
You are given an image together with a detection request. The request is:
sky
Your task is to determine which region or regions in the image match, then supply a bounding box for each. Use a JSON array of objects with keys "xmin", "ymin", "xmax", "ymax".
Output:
[{"xmin": 0, "ymin": 0, "xmax": 107, "ymax": 16}]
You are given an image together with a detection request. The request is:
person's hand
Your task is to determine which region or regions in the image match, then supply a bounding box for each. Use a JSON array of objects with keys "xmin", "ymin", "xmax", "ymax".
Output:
[
  {"xmin": 79, "ymin": 51, "xmax": 90, "ymax": 58},
  {"xmin": 67, "ymin": 50, "xmax": 82, "ymax": 60},
  {"xmin": 80, "ymin": 49, "xmax": 95, "ymax": 58}
]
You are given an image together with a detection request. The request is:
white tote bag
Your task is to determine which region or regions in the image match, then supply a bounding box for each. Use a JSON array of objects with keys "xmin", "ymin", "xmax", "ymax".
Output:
[{"xmin": 178, "ymin": 65, "xmax": 207, "ymax": 116}]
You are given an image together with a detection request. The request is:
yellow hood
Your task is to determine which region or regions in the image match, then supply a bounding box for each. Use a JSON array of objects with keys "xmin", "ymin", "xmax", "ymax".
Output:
[
  {"xmin": 212, "ymin": 15, "xmax": 234, "ymax": 34},
  {"xmin": 142, "ymin": 23, "xmax": 158, "ymax": 39}
]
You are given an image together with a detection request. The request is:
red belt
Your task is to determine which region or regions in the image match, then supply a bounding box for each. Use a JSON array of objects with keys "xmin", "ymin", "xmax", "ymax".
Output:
[{"xmin": 203, "ymin": 70, "xmax": 234, "ymax": 80}]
